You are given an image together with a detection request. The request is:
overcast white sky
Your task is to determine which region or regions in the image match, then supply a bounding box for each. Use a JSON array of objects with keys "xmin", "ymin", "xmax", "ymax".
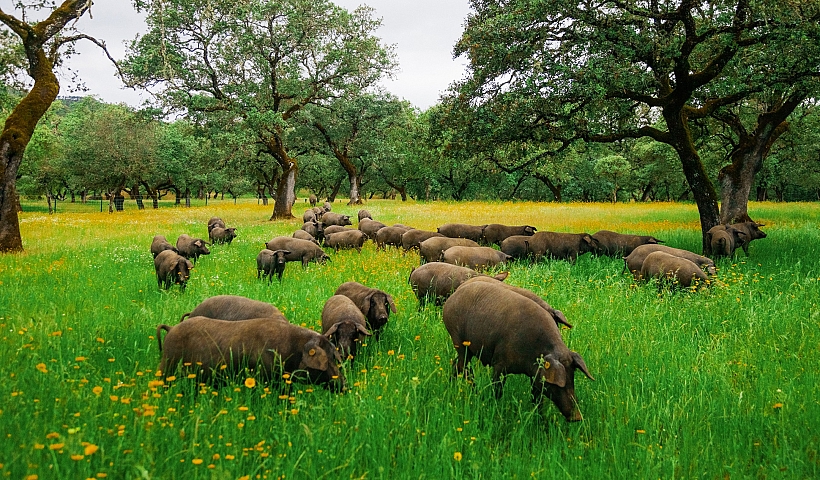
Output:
[{"xmin": 2, "ymin": 0, "xmax": 473, "ymax": 110}]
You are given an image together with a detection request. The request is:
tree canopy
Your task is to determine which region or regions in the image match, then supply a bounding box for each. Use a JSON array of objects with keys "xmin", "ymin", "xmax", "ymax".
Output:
[{"xmin": 122, "ymin": 0, "xmax": 397, "ymax": 218}]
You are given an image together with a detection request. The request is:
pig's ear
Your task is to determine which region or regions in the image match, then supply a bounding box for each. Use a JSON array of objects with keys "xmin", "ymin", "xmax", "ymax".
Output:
[
  {"xmin": 356, "ymin": 324, "xmax": 372, "ymax": 337},
  {"xmin": 542, "ymin": 355, "xmax": 566, "ymax": 387},
  {"xmin": 386, "ymin": 294, "xmax": 397, "ymax": 313},
  {"xmin": 324, "ymin": 324, "xmax": 339, "ymax": 337},
  {"xmin": 571, "ymin": 351, "xmax": 595, "ymax": 381},
  {"xmin": 494, "ymin": 271, "xmax": 509, "ymax": 282},
  {"xmin": 361, "ymin": 292, "xmax": 374, "ymax": 317},
  {"xmin": 303, "ymin": 344, "xmax": 329, "ymax": 370}
]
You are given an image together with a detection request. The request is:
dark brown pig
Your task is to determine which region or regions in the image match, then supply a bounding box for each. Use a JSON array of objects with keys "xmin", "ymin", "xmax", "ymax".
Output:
[
  {"xmin": 181, "ymin": 295, "xmax": 287, "ymax": 322},
  {"xmin": 441, "ymin": 245, "xmax": 512, "ymax": 270},
  {"xmin": 323, "ymin": 225, "xmax": 354, "ymax": 236},
  {"xmin": 500, "ymin": 235, "xmax": 532, "ymax": 260},
  {"xmin": 706, "ymin": 225, "xmax": 743, "ymax": 258},
  {"xmin": 461, "ymin": 276, "xmax": 573, "ymax": 329},
  {"xmin": 376, "ymin": 226, "xmax": 410, "ymax": 250},
  {"xmin": 334, "ymin": 281, "xmax": 397, "ymax": 333},
  {"xmin": 176, "ymin": 234, "xmax": 211, "ymax": 263},
  {"xmin": 525, "ymin": 231, "xmax": 598, "ymax": 263},
  {"xmin": 437, "ymin": 223, "xmax": 487, "ymax": 243},
  {"xmin": 321, "ymin": 295, "xmax": 371, "ymax": 360},
  {"xmin": 640, "ymin": 251, "xmax": 710, "ymax": 288},
  {"xmin": 256, "ymin": 248, "xmax": 291, "ymax": 282},
  {"xmin": 401, "ymin": 229, "xmax": 444, "ymax": 251},
  {"xmin": 729, "ymin": 221, "xmax": 767, "ymax": 256},
  {"xmin": 154, "ymin": 250, "xmax": 194, "ymax": 292},
  {"xmin": 322, "ymin": 212, "xmax": 352, "ymax": 227},
  {"xmin": 359, "ymin": 218, "xmax": 387, "ymax": 240},
  {"xmin": 443, "ymin": 282, "xmax": 593, "ymax": 422},
  {"xmin": 301, "ymin": 221, "xmax": 325, "ymax": 242},
  {"xmin": 357, "ymin": 209, "xmax": 372, "ymax": 222},
  {"xmin": 624, "ymin": 245, "xmax": 716, "ymax": 279},
  {"xmin": 265, "ymin": 237, "xmax": 330, "ymax": 268},
  {"xmin": 418, "ymin": 237, "xmax": 480, "ymax": 263},
  {"xmin": 292, "ymin": 230, "xmax": 320, "ymax": 245},
  {"xmin": 483, "ymin": 224, "xmax": 537, "ymax": 246},
  {"xmin": 209, "ymin": 227, "xmax": 237, "ymax": 245},
  {"xmin": 151, "ymin": 234, "xmax": 179, "ymax": 258},
  {"xmin": 207, "ymin": 217, "xmax": 225, "ymax": 232},
  {"xmin": 408, "ymin": 262, "xmax": 509, "ymax": 307},
  {"xmin": 156, "ymin": 316, "xmax": 345, "ymax": 392},
  {"xmin": 324, "ymin": 230, "xmax": 367, "ymax": 252},
  {"xmin": 591, "ymin": 230, "xmax": 663, "ymax": 257},
  {"xmin": 309, "ymin": 194, "xmax": 318, "ymax": 207}
]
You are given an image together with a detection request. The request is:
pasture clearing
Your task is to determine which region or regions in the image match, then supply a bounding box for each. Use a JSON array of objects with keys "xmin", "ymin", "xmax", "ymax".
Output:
[{"xmin": 1, "ymin": 199, "xmax": 818, "ymax": 479}]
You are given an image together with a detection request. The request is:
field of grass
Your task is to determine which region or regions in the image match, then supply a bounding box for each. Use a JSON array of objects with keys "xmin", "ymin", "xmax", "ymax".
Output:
[{"xmin": 1, "ymin": 198, "xmax": 818, "ymax": 479}]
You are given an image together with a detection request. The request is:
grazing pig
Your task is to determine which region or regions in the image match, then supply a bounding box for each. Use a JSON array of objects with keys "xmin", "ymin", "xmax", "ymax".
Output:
[
  {"xmin": 462, "ymin": 276, "xmax": 573, "ymax": 329},
  {"xmin": 357, "ymin": 209, "xmax": 372, "ymax": 222},
  {"xmin": 323, "ymin": 201, "xmax": 333, "ymax": 212},
  {"xmin": 500, "ymin": 235, "xmax": 532, "ymax": 260},
  {"xmin": 591, "ymin": 230, "xmax": 664, "ymax": 257},
  {"xmin": 309, "ymin": 194, "xmax": 318, "ymax": 207},
  {"xmin": 265, "ymin": 237, "xmax": 330, "ymax": 268},
  {"xmin": 151, "ymin": 234, "xmax": 179, "ymax": 258},
  {"xmin": 154, "ymin": 250, "xmax": 194, "ymax": 292},
  {"xmin": 156, "ymin": 316, "xmax": 345, "ymax": 392},
  {"xmin": 624, "ymin": 244, "xmax": 716, "ymax": 279},
  {"xmin": 707, "ymin": 224, "xmax": 744, "ymax": 258},
  {"xmin": 312, "ymin": 206, "xmax": 325, "ymax": 218},
  {"xmin": 401, "ymin": 229, "xmax": 444, "ymax": 251},
  {"xmin": 408, "ymin": 262, "xmax": 509, "ymax": 307},
  {"xmin": 419, "ymin": 237, "xmax": 480, "ymax": 263},
  {"xmin": 482, "ymin": 224, "xmax": 537, "ymax": 246},
  {"xmin": 640, "ymin": 251, "xmax": 710, "ymax": 288},
  {"xmin": 359, "ymin": 218, "xmax": 387, "ymax": 240},
  {"xmin": 181, "ymin": 295, "xmax": 286, "ymax": 323},
  {"xmin": 334, "ymin": 281, "xmax": 397, "ymax": 333},
  {"xmin": 729, "ymin": 221, "xmax": 767, "ymax": 256},
  {"xmin": 525, "ymin": 231, "xmax": 598, "ymax": 263},
  {"xmin": 323, "ymin": 225, "xmax": 353, "ymax": 236},
  {"xmin": 324, "ymin": 230, "xmax": 367, "ymax": 252},
  {"xmin": 207, "ymin": 217, "xmax": 225, "ymax": 232},
  {"xmin": 256, "ymin": 249, "xmax": 291, "ymax": 282},
  {"xmin": 322, "ymin": 295, "xmax": 371, "ymax": 360},
  {"xmin": 176, "ymin": 234, "xmax": 211, "ymax": 263},
  {"xmin": 303, "ymin": 209, "xmax": 317, "ymax": 223},
  {"xmin": 321, "ymin": 212, "xmax": 352, "ymax": 227},
  {"xmin": 301, "ymin": 221, "xmax": 325, "ymax": 242},
  {"xmin": 437, "ymin": 223, "xmax": 487, "ymax": 243},
  {"xmin": 209, "ymin": 227, "xmax": 237, "ymax": 245},
  {"xmin": 376, "ymin": 226, "xmax": 410, "ymax": 250},
  {"xmin": 442, "ymin": 246, "xmax": 512, "ymax": 270},
  {"xmin": 443, "ymin": 282, "xmax": 594, "ymax": 422},
  {"xmin": 293, "ymin": 230, "xmax": 320, "ymax": 245}
]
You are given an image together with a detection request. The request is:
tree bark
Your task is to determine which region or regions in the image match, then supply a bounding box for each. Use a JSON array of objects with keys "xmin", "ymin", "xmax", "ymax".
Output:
[
  {"xmin": 663, "ymin": 110, "xmax": 721, "ymax": 254},
  {"xmin": 270, "ymin": 163, "xmax": 297, "ymax": 219},
  {"xmin": 534, "ymin": 173, "xmax": 562, "ymax": 202},
  {"xmin": 0, "ymin": 0, "xmax": 92, "ymax": 252},
  {"xmin": 717, "ymin": 96, "xmax": 799, "ymax": 224},
  {"xmin": 347, "ymin": 173, "xmax": 362, "ymax": 205}
]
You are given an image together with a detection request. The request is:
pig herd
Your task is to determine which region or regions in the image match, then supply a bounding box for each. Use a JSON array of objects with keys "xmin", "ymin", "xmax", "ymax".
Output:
[{"xmin": 149, "ymin": 207, "xmax": 767, "ymax": 423}]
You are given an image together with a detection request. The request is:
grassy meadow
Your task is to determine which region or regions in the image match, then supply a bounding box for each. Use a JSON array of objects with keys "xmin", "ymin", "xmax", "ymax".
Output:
[{"xmin": 1, "ymin": 198, "xmax": 818, "ymax": 479}]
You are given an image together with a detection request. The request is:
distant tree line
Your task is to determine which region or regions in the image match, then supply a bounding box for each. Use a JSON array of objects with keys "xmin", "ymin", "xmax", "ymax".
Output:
[{"xmin": 7, "ymin": 92, "xmax": 819, "ymax": 212}]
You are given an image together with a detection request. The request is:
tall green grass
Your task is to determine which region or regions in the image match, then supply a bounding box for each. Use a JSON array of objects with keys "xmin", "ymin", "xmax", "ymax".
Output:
[{"xmin": 1, "ymin": 199, "xmax": 818, "ymax": 479}]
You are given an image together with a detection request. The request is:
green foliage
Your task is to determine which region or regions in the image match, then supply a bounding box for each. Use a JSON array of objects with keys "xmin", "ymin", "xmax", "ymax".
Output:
[{"xmin": 1, "ymin": 200, "xmax": 818, "ymax": 478}]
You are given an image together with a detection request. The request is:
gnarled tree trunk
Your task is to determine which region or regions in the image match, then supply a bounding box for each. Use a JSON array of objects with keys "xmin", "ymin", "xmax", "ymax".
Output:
[
  {"xmin": 717, "ymin": 95, "xmax": 799, "ymax": 225},
  {"xmin": 0, "ymin": 0, "xmax": 92, "ymax": 252}
]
